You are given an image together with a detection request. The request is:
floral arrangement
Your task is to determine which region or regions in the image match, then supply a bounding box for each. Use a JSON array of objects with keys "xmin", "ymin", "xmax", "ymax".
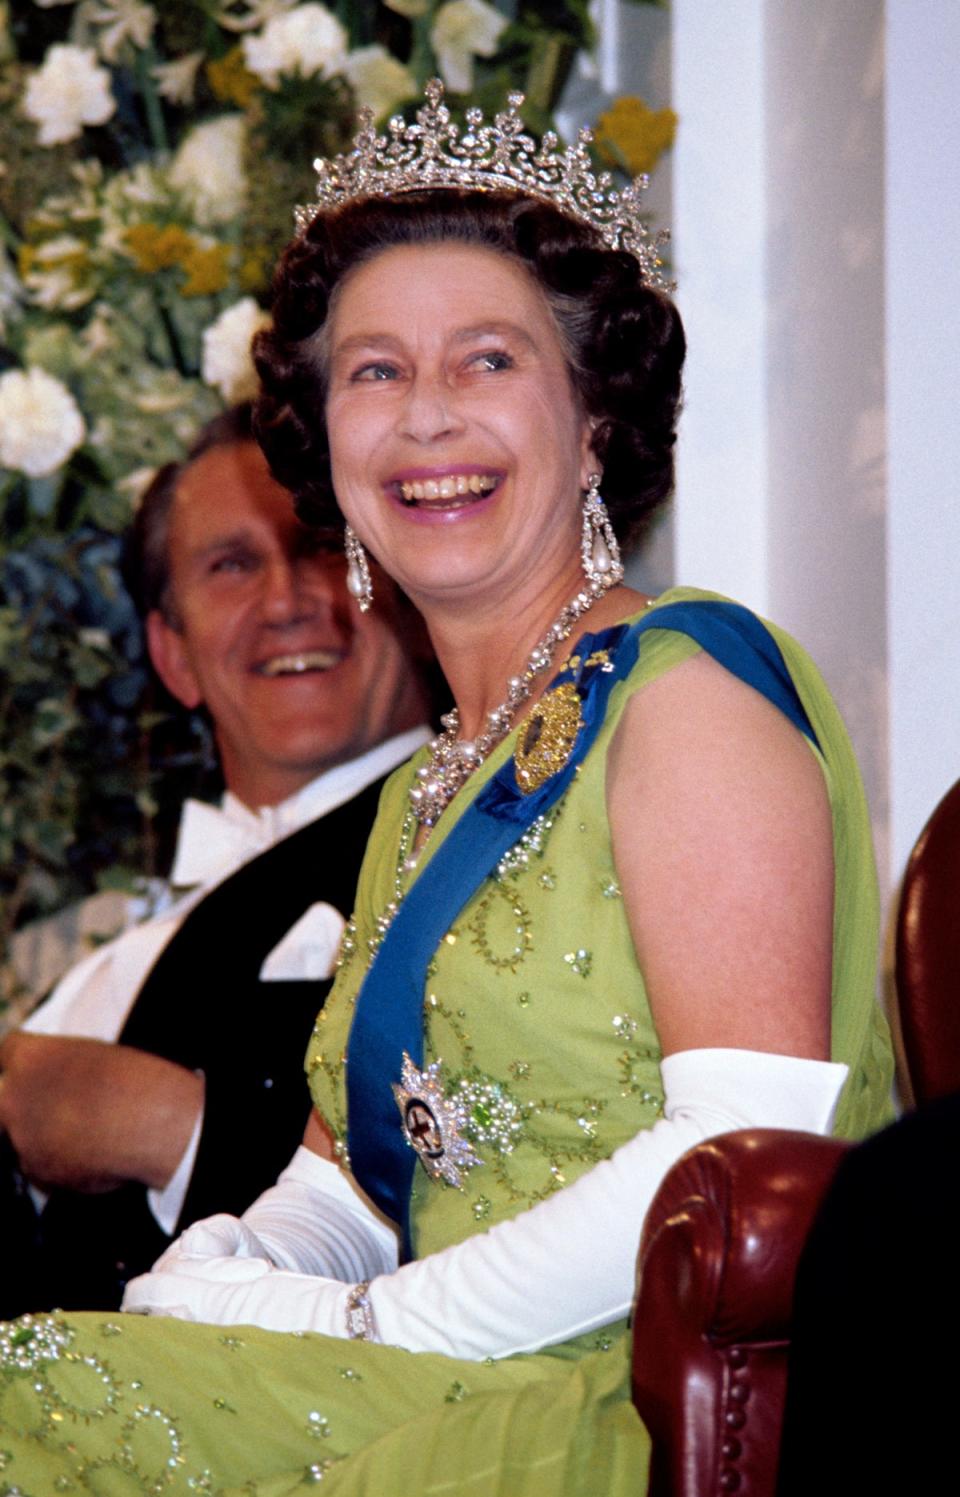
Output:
[{"xmin": 0, "ymin": 0, "xmax": 673, "ymax": 1005}]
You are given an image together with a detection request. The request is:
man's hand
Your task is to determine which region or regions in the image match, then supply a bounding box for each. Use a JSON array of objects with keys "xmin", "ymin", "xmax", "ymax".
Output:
[{"xmin": 0, "ymin": 1032, "xmax": 203, "ymax": 1193}]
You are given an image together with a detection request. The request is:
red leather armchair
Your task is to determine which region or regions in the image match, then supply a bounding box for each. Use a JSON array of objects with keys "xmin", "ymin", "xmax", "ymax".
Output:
[{"xmin": 631, "ymin": 1129, "xmax": 848, "ymax": 1497}]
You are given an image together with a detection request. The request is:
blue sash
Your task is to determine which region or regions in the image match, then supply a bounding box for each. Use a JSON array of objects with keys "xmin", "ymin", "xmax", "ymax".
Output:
[{"xmin": 345, "ymin": 600, "xmax": 818, "ymax": 1256}]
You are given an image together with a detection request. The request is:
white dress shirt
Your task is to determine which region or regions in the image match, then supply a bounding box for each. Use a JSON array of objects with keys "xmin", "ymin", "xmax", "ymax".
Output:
[{"xmin": 23, "ymin": 727, "xmax": 429, "ymax": 1229}]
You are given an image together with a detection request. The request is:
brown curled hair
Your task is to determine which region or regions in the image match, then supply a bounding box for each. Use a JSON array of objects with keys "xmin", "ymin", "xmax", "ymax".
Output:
[{"xmin": 254, "ymin": 190, "xmax": 685, "ymax": 550}]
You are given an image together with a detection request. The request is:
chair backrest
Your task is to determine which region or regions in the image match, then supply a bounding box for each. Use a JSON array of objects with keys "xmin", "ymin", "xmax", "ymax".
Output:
[
  {"xmin": 632, "ymin": 1129, "xmax": 848, "ymax": 1497},
  {"xmin": 895, "ymin": 774, "xmax": 960, "ymax": 1106}
]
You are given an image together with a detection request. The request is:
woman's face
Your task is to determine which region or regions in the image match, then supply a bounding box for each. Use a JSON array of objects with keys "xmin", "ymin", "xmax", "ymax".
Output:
[{"xmin": 324, "ymin": 241, "xmax": 594, "ymax": 610}]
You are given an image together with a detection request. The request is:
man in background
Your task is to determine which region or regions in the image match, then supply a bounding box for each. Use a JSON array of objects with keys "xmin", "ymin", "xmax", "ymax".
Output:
[{"xmin": 0, "ymin": 407, "xmax": 433, "ymax": 1315}]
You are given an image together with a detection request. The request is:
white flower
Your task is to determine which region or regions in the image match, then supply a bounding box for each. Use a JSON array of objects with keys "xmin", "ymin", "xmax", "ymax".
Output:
[
  {"xmin": 87, "ymin": 0, "xmax": 156, "ymax": 62},
  {"xmin": 242, "ymin": 3, "xmax": 347, "ymax": 87},
  {"xmin": 151, "ymin": 50, "xmax": 204, "ymax": 104},
  {"xmin": 0, "ymin": 367, "xmax": 86, "ymax": 478},
  {"xmin": 110, "ymin": 160, "xmax": 166, "ymax": 207},
  {"xmin": 22, "ymin": 266, "xmax": 92, "ymax": 312},
  {"xmin": 33, "ymin": 233, "xmax": 87, "ymax": 264},
  {"xmin": 170, "ymin": 115, "xmax": 247, "ymax": 226},
  {"xmin": 202, "ymin": 298, "xmax": 271, "ymax": 404},
  {"xmin": 22, "ymin": 268, "xmax": 72, "ymax": 310},
  {"xmin": 22, "ymin": 233, "xmax": 94, "ymax": 312},
  {"xmin": 342, "ymin": 45, "xmax": 415, "ymax": 120},
  {"xmin": 81, "ymin": 305, "xmax": 117, "ymax": 356},
  {"xmin": 23, "ymin": 44, "xmax": 115, "ymax": 146},
  {"xmin": 431, "ymin": 0, "xmax": 507, "ymax": 94}
]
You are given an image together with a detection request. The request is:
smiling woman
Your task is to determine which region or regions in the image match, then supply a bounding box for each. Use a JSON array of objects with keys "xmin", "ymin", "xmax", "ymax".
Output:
[
  {"xmin": 260, "ymin": 184, "xmax": 681, "ymax": 554},
  {"xmin": 0, "ymin": 84, "xmax": 893, "ymax": 1496},
  {"xmin": 323, "ymin": 242, "xmax": 593, "ymax": 618}
]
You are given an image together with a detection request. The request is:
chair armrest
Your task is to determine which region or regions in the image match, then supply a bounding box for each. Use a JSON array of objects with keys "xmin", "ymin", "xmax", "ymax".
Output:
[{"xmin": 632, "ymin": 1128, "xmax": 850, "ymax": 1497}]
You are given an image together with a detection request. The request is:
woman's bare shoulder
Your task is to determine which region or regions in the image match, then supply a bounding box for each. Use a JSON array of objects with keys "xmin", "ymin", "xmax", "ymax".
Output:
[{"xmin": 606, "ymin": 650, "xmax": 834, "ymax": 1060}]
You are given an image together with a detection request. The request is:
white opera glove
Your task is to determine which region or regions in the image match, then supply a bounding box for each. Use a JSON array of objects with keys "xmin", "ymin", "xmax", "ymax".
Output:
[
  {"xmin": 366, "ymin": 1047, "xmax": 847, "ymax": 1358},
  {"xmin": 124, "ymin": 1048, "xmax": 846, "ymax": 1354},
  {"xmin": 148, "ymin": 1213, "xmax": 272, "ymax": 1273},
  {"xmin": 121, "ymin": 1252, "xmax": 352, "ymax": 1331},
  {"xmin": 124, "ymin": 1148, "xmax": 398, "ymax": 1318},
  {"xmin": 239, "ymin": 1145, "xmax": 399, "ymax": 1278}
]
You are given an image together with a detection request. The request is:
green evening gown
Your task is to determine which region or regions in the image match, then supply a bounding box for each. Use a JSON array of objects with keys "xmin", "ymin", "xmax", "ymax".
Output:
[{"xmin": 0, "ymin": 589, "xmax": 894, "ymax": 1496}]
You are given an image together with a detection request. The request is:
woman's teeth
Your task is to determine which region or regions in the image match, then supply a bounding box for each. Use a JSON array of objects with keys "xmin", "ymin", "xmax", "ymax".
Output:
[{"xmin": 399, "ymin": 474, "xmax": 497, "ymax": 503}]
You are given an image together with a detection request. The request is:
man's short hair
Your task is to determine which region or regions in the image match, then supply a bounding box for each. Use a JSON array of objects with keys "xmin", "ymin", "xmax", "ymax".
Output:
[{"xmin": 124, "ymin": 405, "xmax": 254, "ymax": 623}]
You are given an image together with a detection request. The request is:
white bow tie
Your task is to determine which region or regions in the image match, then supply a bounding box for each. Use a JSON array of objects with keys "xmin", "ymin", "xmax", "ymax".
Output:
[{"xmin": 169, "ymin": 798, "xmax": 292, "ymax": 889}]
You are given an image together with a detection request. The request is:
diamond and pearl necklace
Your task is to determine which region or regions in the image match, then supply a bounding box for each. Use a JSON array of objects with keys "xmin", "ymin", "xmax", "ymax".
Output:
[{"xmin": 410, "ymin": 567, "xmax": 620, "ymax": 834}]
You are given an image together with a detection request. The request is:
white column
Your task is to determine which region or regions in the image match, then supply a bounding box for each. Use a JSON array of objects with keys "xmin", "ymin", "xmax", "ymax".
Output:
[
  {"xmin": 672, "ymin": 2, "xmax": 891, "ymax": 893},
  {"xmin": 885, "ymin": 2, "xmax": 960, "ymax": 883},
  {"xmin": 643, "ymin": 3, "xmax": 960, "ymax": 897},
  {"xmin": 763, "ymin": 2, "xmax": 888, "ymax": 883},
  {"xmin": 671, "ymin": 0, "xmax": 769, "ymax": 611}
]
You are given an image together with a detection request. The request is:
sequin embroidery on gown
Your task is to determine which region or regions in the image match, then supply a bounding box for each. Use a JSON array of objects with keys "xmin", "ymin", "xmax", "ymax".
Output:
[{"xmin": 0, "ymin": 590, "xmax": 894, "ymax": 1496}]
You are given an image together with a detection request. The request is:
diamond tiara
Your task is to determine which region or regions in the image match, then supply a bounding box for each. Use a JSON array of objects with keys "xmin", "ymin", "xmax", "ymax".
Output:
[{"xmin": 295, "ymin": 78, "xmax": 672, "ymax": 291}]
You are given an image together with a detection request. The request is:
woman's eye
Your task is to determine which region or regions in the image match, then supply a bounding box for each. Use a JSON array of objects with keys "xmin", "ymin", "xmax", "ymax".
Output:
[
  {"xmin": 353, "ymin": 361, "xmax": 399, "ymax": 382},
  {"xmin": 470, "ymin": 350, "xmax": 513, "ymax": 372}
]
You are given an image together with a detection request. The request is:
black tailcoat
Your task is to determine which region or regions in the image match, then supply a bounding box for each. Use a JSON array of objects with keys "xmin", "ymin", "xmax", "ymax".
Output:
[{"xmin": 1, "ymin": 777, "xmax": 384, "ymax": 1316}]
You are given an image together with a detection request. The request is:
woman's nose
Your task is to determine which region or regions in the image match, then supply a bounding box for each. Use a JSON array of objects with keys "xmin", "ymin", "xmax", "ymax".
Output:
[{"xmin": 398, "ymin": 372, "xmax": 462, "ymax": 444}]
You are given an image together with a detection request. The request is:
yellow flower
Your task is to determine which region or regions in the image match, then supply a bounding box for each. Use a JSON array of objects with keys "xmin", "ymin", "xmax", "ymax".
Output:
[
  {"xmin": 238, "ymin": 246, "xmax": 271, "ymax": 294},
  {"xmin": 123, "ymin": 223, "xmax": 230, "ymax": 294},
  {"xmin": 180, "ymin": 242, "xmax": 231, "ymax": 297},
  {"xmin": 207, "ymin": 46, "xmax": 260, "ymax": 109},
  {"xmin": 595, "ymin": 96, "xmax": 677, "ymax": 179},
  {"xmin": 124, "ymin": 222, "xmax": 195, "ymax": 272}
]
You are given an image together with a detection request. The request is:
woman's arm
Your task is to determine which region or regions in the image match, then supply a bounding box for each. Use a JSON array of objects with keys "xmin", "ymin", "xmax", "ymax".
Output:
[
  {"xmin": 123, "ymin": 1049, "xmax": 845, "ymax": 1350},
  {"xmin": 607, "ymin": 648, "xmax": 834, "ymax": 1059}
]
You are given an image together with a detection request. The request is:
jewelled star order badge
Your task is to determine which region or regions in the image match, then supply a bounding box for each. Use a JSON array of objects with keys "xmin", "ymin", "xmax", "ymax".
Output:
[{"xmin": 392, "ymin": 1053, "xmax": 483, "ymax": 1188}]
